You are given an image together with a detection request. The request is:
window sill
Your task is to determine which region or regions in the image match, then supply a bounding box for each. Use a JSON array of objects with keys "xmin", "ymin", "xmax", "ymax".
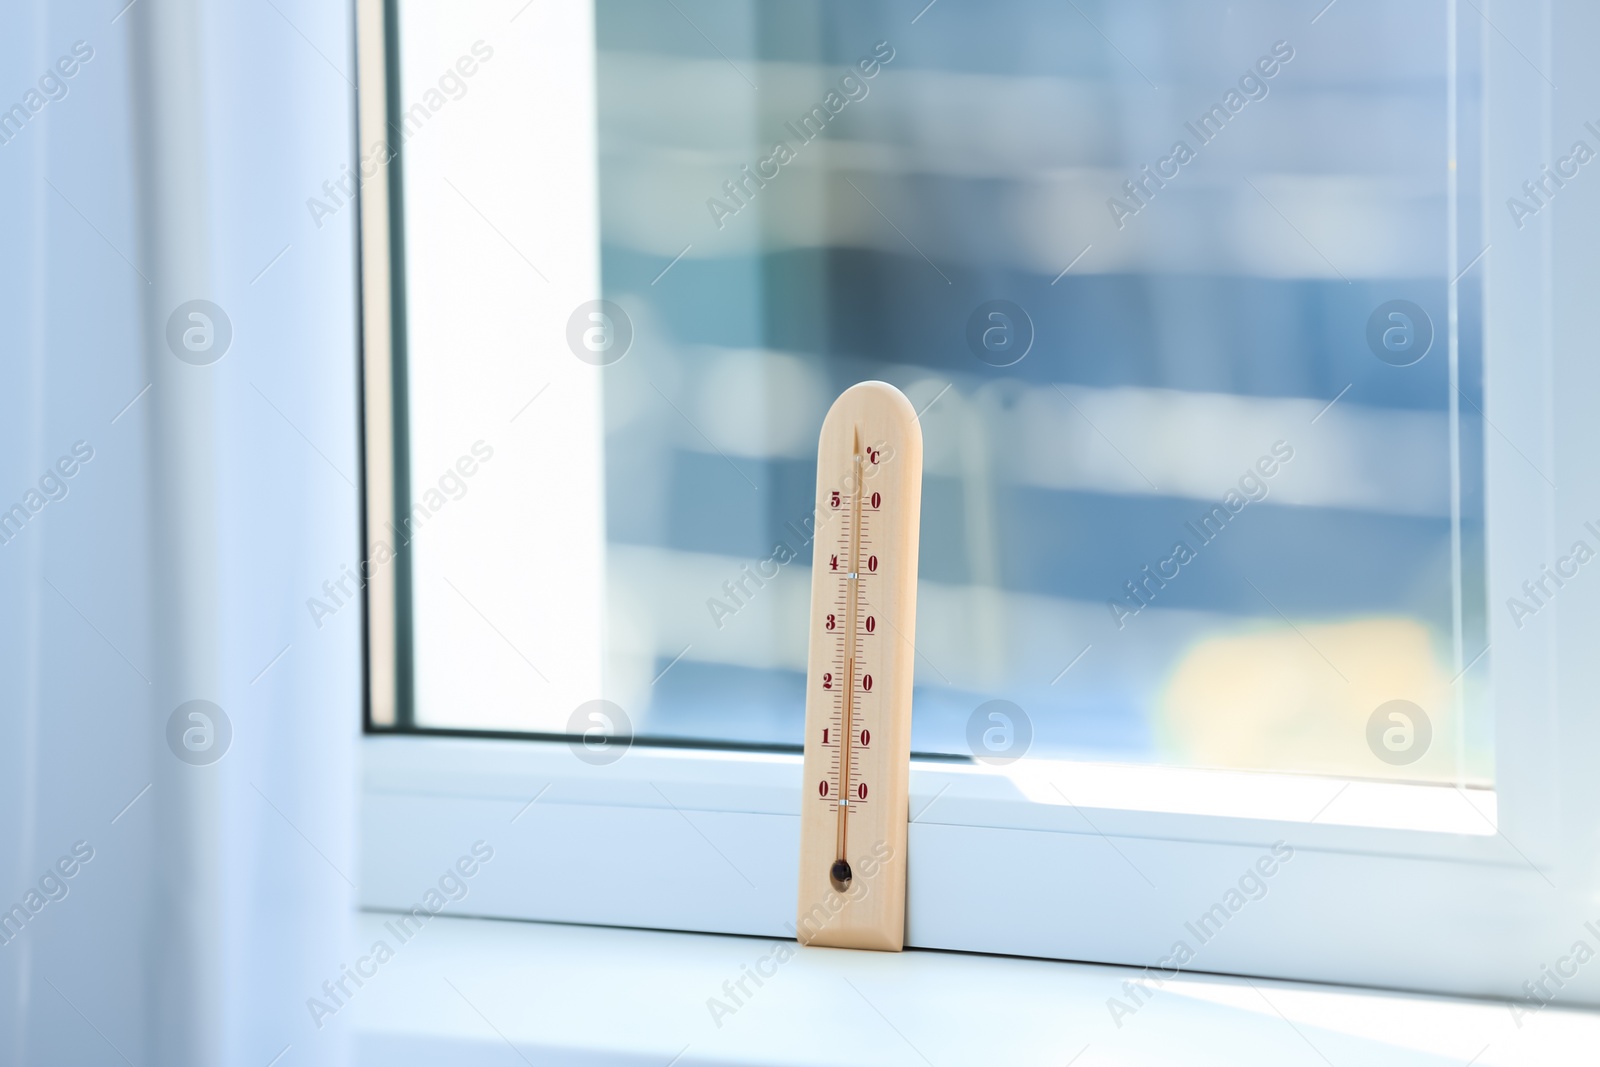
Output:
[
  {"xmin": 364, "ymin": 736, "xmax": 1573, "ymax": 1002},
  {"xmin": 351, "ymin": 913, "xmax": 1596, "ymax": 1066}
]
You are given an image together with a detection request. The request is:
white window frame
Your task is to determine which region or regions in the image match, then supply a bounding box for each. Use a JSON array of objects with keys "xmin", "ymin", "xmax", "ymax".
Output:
[{"xmin": 356, "ymin": 0, "xmax": 1600, "ymax": 1003}]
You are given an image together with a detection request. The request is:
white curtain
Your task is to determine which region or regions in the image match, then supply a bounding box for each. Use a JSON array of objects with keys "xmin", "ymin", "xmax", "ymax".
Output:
[{"xmin": 0, "ymin": 1, "xmax": 360, "ymax": 1064}]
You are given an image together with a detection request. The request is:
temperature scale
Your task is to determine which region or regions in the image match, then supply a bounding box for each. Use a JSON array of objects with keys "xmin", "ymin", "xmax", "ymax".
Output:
[{"xmin": 796, "ymin": 382, "xmax": 923, "ymax": 951}]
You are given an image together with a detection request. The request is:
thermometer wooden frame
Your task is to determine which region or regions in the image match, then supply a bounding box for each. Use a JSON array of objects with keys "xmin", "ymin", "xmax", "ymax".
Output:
[{"xmin": 796, "ymin": 382, "xmax": 922, "ymax": 951}]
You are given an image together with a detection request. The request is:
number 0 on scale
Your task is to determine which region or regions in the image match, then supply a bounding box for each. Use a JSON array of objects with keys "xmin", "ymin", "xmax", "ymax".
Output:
[{"xmin": 796, "ymin": 382, "xmax": 923, "ymax": 951}]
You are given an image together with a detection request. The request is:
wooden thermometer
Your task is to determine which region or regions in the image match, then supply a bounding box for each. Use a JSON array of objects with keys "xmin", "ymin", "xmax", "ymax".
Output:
[{"xmin": 796, "ymin": 381, "xmax": 922, "ymax": 951}]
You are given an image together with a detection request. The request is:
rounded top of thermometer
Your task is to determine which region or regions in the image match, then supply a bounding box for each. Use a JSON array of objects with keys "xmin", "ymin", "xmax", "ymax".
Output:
[{"xmin": 818, "ymin": 381, "xmax": 924, "ymax": 462}]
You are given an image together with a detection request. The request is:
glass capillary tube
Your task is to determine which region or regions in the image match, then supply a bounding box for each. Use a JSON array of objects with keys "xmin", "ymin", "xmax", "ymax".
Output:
[{"xmin": 835, "ymin": 433, "xmax": 864, "ymax": 872}]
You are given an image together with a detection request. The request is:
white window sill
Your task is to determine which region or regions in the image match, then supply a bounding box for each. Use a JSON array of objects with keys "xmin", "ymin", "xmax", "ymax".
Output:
[
  {"xmin": 363, "ymin": 737, "xmax": 1566, "ymax": 1003},
  {"xmin": 351, "ymin": 913, "xmax": 1597, "ymax": 1066}
]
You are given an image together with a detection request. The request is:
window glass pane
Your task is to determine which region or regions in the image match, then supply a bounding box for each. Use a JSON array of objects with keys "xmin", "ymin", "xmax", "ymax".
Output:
[{"xmin": 396, "ymin": 0, "xmax": 1490, "ymax": 785}]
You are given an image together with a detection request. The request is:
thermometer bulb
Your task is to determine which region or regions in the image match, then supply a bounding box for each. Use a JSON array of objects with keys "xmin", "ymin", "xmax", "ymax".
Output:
[{"xmin": 830, "ymin": 859, "xmax": 852, "ymax": 892}]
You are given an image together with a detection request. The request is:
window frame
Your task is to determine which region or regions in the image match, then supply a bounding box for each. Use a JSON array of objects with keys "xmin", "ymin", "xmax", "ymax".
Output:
[{"xmin": 355, "ymin": 0, "xmax": 1600, "ymax": 1003}]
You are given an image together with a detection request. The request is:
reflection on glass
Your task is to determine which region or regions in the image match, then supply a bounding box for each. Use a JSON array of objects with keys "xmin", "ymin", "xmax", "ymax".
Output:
[{"xmin": 590, "ymin": 0, "xmax": 1489, "ymax": 783}]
